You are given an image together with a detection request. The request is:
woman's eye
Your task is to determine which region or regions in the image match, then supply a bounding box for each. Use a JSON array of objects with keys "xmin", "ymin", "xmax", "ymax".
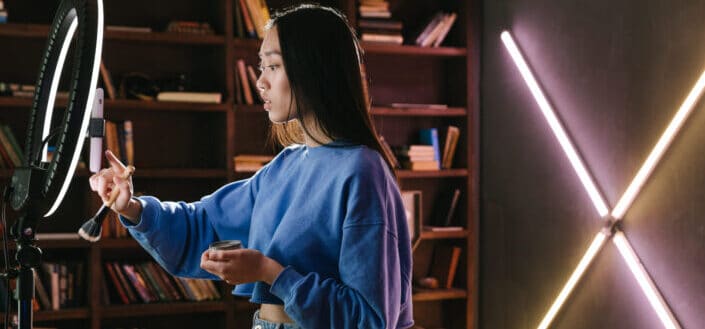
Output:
[{"xmin": 257, "ymin": 64, "xmax": 278, "ymax": 72}]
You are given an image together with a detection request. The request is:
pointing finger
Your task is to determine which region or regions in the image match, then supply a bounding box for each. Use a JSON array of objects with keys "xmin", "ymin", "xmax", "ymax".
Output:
[{"xmin": 105, "ymin": 150, "xmax": 126, "ymax": 174}]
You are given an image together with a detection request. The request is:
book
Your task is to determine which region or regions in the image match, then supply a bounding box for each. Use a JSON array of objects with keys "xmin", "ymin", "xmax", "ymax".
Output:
[
  {"xmin": 420, "ymin": 13, "xmax": 452, "ymax": 47},
  {"xmin": 122, "ymin": 264, "xmax": 155, "ymax": 303},
  {"xmin": 390, "ymin": 103, "xmax": 448, "ymax": 110},
  {"xmin": 432, "ymin": 13, "xmax": 457, "ymax": 47},
  {"xmin": 122, "ymin": 120, "xmax": 134, "ymax": 166},
  {"xmin": 246, "ymin": 64, "xmax": 263, "ymax": 103},
  {"xmin": 423, "ymin": 225, "xmax": 463, "ymax": 232},
  {"xmin": 104, "ymin": 263, "xmax": 129, "ymax": 304},
  {"xmin": 415, "ymin": 12, "xmax": 445, "ymax": 46},
  {"xmin": 35, "ymin": 233, "xmax": 80, "ymax": 240},
  {"xmin": 233, "ymin": 62, "xmax": 244, "ymax": 104},
  {"xmin": 104, "ymin": 120, "xmax": 121, "ymax": 162},
  {"xmin": 111, "ymin": 262, "xmax": 138, "ymax": 303},
  {"xmin": 429, "ymin": 245, "xmax": 462, "ymax": 289},
  {"xmin": 234, "ymin": 154, "xmax": 274, "ymax": 162},
  {"xmin": 156, "ymin": 91, "xmax": 222, "ymax": 104},
  {"xmin": 99, "ymin": 62, "xmax": 116, "ymax": 100},
  {"xmin": 401, "ymin": 190, "xmax": 421, "ymax": 241},
  {"xmin": 233, "ymin": 0, "xmax": 245, "ymax": 38},
  {"xmin": 106, "ymin": 25, "xmax": 152, "ymax": 33},
  {"xmin": 34, "ymin": 271, "xmax": 52, "ymax": 310},
  {"xmin": 0, "ymin": 124, "xmax": 23, "ymax": 166},
  {"xmin": 441, "ymin": 126, "xmax": 460, "ymax": 169},
  {"xmin": 358, "ymin": 19, "xmax": 402, "ymax": 31},
  {"xmin": 419, "ymin": 128, "xmax": 441, "ymax": 169},
  {"xmin": 433, "ymin": 188, "xmax": 462, "ymax": 227},
  {"xmin": 361, "ymin": 33, "xmax": 403, "ymax": 45},
  {"xmin": 238, "ymin": 0, "xmax": 257, "ymax": 38},
  {"xmin": 403, "ymin": 160, "xmax": 439, "ymax": 171},
  {"xmin": 237, "ymin": 59, "xmax": 254, "ymax": 105},
  {"xmin": 244, "ymin": 0, "xmax": 270, "ymax": 39}
]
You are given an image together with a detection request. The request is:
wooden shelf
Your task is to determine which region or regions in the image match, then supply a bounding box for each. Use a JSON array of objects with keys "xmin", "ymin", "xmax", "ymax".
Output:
[
  {"xmin": 0, "ymin": 309, "xmax": 90, "ymax": 322},
  {"xmin": 234, "ymin": 104, "xmax": 265, "ymax": 114},
  {"xmin": 34, "ymin": 308, "xmax": 91, "ymax": 321},
  {"xmin": 0, "ymin": 23, "xmax": 226, "ymax": 46},
  {"xmin": 371, "ymin": 106, "xmax": 467, "ymax": 117},
  {"xmin": 1, "ymin": 168, "xmax": 227, "ymax": 179},
  {"xmin": 361, "ymin": 42, "xmax": 467, "ymax": 57},
  {"xmin": 97, "ymin": 238, "xmax": 141, "ymax": 249},
  {"xmin": 412, "ymin": 288, "xmax": 467, "ymax": 301},
  {"xmin": 105, "ymin": 30, "xmax": 225, "ymax": 46},
  {"xmin": 0, "ymin": 23, "xmax": 50, "ymax": 38},
  {"xmin": 107, "ymin": 99, "xmax": 229, "ymax": 112},
  {"xmin": 230, "ymin": 38, "xmax": 466, "ymax": 57},
  {"xmin": 101, "ymin": 301, "xmax": 227, "ymax": 318},
  {"xmin": 0, "ymin": 96, "xmax": 229, "ymax": 113},
  {"xmin": 132, "ymin": 168, "xmax": 228, "ymax": 179},
  {"xmin": 396, "ymin": 169, "xmax": 469, "ymax": 179},
  {"xmin": 420, "ymin": 229, "xmax": 469, "ymax": 240}
]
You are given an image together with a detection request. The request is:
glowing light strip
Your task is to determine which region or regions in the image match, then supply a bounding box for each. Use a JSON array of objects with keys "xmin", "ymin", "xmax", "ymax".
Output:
[
  {"xmin": 501, "ymin": 31, "xmax": 609, "ymax": 218},
  {"xmin": 612, "ymin": 69, "xmax": 705, "ymax": 219},
  {"xmin": 537, "ymin": 232, "xmax": 608, "ymax": 329},
  {"xmin": 613, "ymin": 232, "xmax": 681, "ymax": 329},
  {"xmin": 45, "ymin": 0, "xmax": 104, "ymax": 217},
  {"xmin": 42, "ymin": 18, "xmax": 79, "ymax": 162}
]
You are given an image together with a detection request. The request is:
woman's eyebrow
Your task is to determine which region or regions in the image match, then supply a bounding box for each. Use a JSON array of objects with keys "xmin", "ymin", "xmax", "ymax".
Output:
[{"xmin": 259, "ymin": 50, "xmax": 282, "ymax": 57}]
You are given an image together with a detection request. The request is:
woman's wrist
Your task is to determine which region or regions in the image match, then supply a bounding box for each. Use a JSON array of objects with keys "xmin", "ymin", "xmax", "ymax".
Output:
[
  {"xmin": 260, "ymin": 256, "xmax": 285, "ymax": 285},
  {"xmin": 120, "ymin": 197, "xmax": 143, "ymax": 223}
]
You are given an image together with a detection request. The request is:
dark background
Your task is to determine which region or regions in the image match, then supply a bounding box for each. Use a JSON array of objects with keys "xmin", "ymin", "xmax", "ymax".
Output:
[{"xmin": 481, "ymin": 0, "xmax": 705, "ymax": 328}]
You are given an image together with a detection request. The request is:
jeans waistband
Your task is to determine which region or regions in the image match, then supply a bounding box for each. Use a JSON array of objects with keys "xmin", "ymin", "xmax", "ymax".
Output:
[{"xmin": 252, "ymin": 310, "xmax": 302, "ymax": 329}]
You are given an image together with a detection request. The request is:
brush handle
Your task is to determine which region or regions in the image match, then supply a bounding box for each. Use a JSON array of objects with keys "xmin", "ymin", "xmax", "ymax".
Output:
[{"xmin": 103, "ymin": 165, "xmax": 135, "ymax": 208}]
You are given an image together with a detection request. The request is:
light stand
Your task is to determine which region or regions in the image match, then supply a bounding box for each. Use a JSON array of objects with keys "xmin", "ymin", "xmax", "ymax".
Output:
[{"xmin": 0, "ymin": 0, "xmax": 103, "ymax": 328}]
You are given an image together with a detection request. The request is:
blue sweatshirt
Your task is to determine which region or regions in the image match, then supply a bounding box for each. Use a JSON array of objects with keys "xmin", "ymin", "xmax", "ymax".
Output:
[{"xmin": 119, "ymin": 141, "xmax": 414, "ymax": 329}]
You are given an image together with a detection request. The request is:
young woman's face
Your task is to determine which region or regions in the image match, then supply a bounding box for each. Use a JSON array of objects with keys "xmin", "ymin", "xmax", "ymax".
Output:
[{"xmin": 257, "ymin": 26, "xmax": 295, "ymax": 123}]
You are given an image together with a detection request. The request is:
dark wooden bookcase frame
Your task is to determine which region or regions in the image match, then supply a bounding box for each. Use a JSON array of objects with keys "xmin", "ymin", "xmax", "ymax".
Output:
[{"xmin": 0, "ymin": 0, "xmax": 479, "ymax": 328}]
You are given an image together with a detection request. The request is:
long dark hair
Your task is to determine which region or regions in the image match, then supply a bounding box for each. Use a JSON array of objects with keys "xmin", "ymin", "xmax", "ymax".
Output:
[{"xmin": 266, "ymin": 4, "xmax": 395, "ymax": 171}]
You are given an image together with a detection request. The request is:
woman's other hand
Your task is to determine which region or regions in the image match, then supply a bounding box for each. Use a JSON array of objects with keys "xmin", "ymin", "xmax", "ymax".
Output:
[{"xmin": 200, "ymin": 249, "xmax": 284, "ymax": 285}]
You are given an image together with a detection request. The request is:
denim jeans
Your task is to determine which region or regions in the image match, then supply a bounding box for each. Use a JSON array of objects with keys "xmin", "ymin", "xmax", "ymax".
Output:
[{"xmin": 252, "ymin": 310, "xmax": 302, "ymax": 329}]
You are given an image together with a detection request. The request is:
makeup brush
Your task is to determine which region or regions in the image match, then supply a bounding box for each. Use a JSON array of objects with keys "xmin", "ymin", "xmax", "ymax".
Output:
[{"xmin": 78, "ymin": 166, "xmax": 135, "ymax": 242}]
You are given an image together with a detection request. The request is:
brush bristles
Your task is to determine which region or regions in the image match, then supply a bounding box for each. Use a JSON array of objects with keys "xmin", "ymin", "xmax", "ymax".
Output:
[{"xmin": 78, "ymin": 219, "xmax": 102, "ymax": 242}]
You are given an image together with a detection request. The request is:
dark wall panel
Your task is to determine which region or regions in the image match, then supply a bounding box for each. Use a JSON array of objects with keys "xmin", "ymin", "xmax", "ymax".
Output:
[{"xmin": 481, "ymin": 1, "xmax": 705, "ymax": 328}]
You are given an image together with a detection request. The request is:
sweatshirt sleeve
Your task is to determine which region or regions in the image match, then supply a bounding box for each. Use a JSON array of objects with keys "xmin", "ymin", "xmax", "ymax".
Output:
[
  {"xmin": 269, "ymin": 155, "xmax": 413, "ymax": 328},
  {"xmin": 119, "ymin": 167, "xmax": 267, "ymax": 278}
]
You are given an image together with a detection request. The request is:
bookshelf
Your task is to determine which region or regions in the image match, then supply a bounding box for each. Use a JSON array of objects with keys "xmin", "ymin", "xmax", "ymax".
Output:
[{"xmin": 0, "ymin": 0, "xmax": 479, "ymax": 328}]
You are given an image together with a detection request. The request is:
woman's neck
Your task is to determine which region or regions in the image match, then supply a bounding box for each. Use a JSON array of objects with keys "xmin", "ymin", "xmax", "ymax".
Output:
[{"xmin": 300, "ymin": 116, "xmax": 333, "ymax": 147}]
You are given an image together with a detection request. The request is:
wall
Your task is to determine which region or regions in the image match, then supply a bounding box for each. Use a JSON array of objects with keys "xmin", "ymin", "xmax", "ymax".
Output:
[{"xmin": 481, "ymin": 1, "xmax": 705, "ymax": 328}]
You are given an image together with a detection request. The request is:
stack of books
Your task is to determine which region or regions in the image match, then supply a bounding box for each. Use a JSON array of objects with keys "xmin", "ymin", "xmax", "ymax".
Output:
[
  {"xmin": 396, "ymin": 144, "xmax": 438, "ymax": 171},
  {"xmin": 233, "ymin": 154, "xmax": 274, "ymax": 172},
  {"xmin": 103, "ymin": 261, "xmax": 221, "ymax": 305},
  {"xmin": 0, "ymin": 1, "xmax": 7, "ymax": 24},
  {"xmin": 358, "ymin": 0, "xmax": 403, "ymax": 45},
  {"xmin": 414, "ymin": 11, "xmax": 458, "ymax": 47}
]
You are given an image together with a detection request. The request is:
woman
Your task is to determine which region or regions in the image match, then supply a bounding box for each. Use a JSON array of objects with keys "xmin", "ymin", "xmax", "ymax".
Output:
[{"xmin": 90, "ymin": 4, "xmax": 413, "ymax": 328}]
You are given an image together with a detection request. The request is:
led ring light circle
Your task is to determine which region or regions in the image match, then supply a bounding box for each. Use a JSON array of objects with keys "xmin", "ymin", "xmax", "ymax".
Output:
[{"xmin": 15, "ymin": 0, "xmax": 103, "ymax": 217}]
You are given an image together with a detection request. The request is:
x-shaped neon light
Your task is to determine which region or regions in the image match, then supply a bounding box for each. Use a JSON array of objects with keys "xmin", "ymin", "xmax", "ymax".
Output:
[{"xmin": 501, "ymin": 30, "xmax": 705, "ymax": 329}]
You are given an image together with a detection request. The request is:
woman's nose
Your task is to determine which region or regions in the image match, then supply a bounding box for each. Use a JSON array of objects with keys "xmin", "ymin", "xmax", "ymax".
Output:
[{"xmin": 256, "ymin": 74, "xmax": 267, "ymax": 92}]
